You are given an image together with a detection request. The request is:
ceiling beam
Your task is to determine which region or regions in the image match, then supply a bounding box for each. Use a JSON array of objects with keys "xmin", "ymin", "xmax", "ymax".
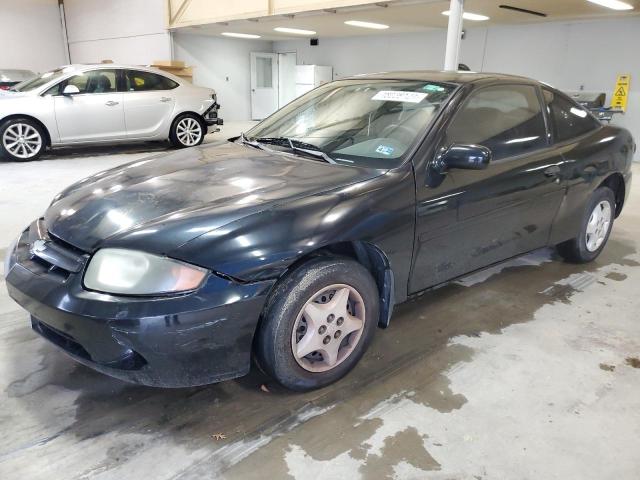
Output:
[{"xmin": 169, "ymin": 0, "xmax": 194, "ymax": 26}]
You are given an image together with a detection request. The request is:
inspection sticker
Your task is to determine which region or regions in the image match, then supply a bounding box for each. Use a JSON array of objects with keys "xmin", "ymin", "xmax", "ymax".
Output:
[
  {"xmin": 611, "ymin": 74, "xmax": 631, "ymax": 112},
  {"xmin": 424, "ymin": 84, "xmax": 446, "ymax": 92},
  {"xmin": 372, "ymin": 91, "xmax": 428, "ymax": 103},
  {"xmin": 375, "ymin": 145, "xmax": 395, "ymax": 156}
]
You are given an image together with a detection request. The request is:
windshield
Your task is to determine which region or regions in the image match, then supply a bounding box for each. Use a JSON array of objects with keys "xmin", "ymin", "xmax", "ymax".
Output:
[
  {"xmin": 11, "ymin": 68, "xmax": 69, "ymax": 92},
  {"xmin": 246, "ymin": 79, "xmax": 457, "ymax": 168}
]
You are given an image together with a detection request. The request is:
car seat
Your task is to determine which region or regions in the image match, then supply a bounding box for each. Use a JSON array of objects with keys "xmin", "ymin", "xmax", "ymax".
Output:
[{"xmin": 90, "ymin": 74, "xmax": 112, "ymax": 93}]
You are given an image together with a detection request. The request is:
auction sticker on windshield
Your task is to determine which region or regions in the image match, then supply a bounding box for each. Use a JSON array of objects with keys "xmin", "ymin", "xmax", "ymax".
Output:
[{"xmin": 372, "ymin": 91, "xmax": 428, "ymax": 103}]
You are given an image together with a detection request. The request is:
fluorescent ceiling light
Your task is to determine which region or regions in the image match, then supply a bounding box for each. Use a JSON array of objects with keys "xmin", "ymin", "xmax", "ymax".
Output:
[
  {"xmin": 442, "ymin": 10, "xmax": 490, "ymax": 21},
  {"xmin": 586, "ymin": 0, "xmax": 633, "ymax": 10},
  {"xmin": 344, "ymin": 20, "xmax": 389, "ymax": 30},
  {"xmin": 222, "ymin": 32, "xmax": 261, "ymax": 39},
  {"xmin": 274, "ymin": 27, "xmax": 317, "ymax": 35}
]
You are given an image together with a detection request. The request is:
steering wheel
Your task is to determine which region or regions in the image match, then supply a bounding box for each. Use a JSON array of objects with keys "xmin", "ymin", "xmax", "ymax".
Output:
[{"xmin": 380, "ymin": 124, "xmax": 417, "ymax": 144}]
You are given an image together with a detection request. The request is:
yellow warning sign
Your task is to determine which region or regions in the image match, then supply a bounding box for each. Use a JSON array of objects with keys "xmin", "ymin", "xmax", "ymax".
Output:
[{"xmin": 611, "ymin": 74, "xmax": 631, "ymax": 111}]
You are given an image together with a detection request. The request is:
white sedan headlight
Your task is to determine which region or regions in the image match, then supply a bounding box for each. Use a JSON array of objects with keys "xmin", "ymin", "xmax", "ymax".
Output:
[{"xmin": 84, "ymin": 249, "xmax": 208, "ymax": 295}]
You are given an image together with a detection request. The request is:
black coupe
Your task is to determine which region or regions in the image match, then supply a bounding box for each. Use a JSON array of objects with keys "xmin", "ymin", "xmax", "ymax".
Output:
[{"xmin": 5, "ymin": 71, "xmax": 634, "ymax": 391}]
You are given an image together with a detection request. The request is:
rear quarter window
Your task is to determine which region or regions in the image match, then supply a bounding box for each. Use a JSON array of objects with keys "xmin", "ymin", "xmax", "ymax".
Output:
[
  {"xmin": 543, "ymin": 89, "xmax": 600, "ymax": 142},
  {"xmin": 125, "ymin": 70, "xmax": 179, "ymax": 91}
]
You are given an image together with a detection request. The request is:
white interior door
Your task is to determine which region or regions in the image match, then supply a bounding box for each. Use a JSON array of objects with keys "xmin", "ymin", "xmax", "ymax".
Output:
[
  {"xmin": 250, "ymin": 52, "xmax": 279, "ymax": 120},
  {"xmin": 278, "ymin": 52, "xmax": 297, "ymax": 108}
]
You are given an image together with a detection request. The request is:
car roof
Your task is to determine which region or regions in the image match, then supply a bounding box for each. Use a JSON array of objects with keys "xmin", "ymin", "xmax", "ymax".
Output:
[
  {"xmin": 52, "ymin": 63, "xmax": 186, "ymax": 84},
  {"xmin": 344, "ymin": 70, "xmax": 538, "ymax": 85},
  {"xmin": 0, "ymin": 69, "xmax": 36, "ymax": 75},
  {"xmin": 0, "ymin": 69, "xmax": 36, "ymax": 81},
  {"xmin": 65, "ymin": 63, "xmax": 168, "ymax": 73}
]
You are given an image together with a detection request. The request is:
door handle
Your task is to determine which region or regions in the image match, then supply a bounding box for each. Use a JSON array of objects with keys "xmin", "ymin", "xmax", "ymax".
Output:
[
  {"xmin": 105, "ymin": 100, "xmax": 119, "ymax": 107},
  {"xmin": 544, "ymin": 165, "xmax": 561, "ymax": 177},
  {"xmin": 160, "ymin": 97, "xmax": 172, "ymax": 103}
]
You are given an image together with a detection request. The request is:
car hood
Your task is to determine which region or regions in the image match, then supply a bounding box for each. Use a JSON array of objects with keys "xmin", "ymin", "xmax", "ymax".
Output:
[{"xmin": 45, "ymin": 142, "xmax": 383, "ymax": 253}]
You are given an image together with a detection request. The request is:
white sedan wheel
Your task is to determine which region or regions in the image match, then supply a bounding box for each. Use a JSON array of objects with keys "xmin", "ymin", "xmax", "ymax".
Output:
[
  {"xmin": 2, "ymin": 122, "xmax": 42, "ymax": 159},
  {"xmin": 175, "ymin": 117, "xmax": 203, "ymax": 147}
]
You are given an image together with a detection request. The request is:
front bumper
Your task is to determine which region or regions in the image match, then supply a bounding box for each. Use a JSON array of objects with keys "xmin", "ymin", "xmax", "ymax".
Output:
[
  {"xmin": 204, "ymin": 102, "xmax": 223, "ymax": 130},
  {"xmin": 5, "ymin": 221, "xmax": 274, "ymax": 387}
]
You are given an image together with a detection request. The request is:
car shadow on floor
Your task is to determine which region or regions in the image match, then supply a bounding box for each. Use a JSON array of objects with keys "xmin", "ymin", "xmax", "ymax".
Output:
[
  {"xmin": 3, "ymin": 239, "xmax": 639, "ymax": 476},
  {"xmin": 34, "ymin": 134, "xmax": 227, "ymax": 161},
  {"xmin": 38, "ymin": 141, "xmax": 173, "ymax": 160}
]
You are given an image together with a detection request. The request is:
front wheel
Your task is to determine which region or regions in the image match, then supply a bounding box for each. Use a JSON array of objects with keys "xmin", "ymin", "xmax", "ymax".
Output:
[
  {"xmin": 169, "ymin": 114, "xmax": 205, "ymax": 148},
  {"xmin": 0, "ymin": 118, "xmax": 46, "ymax": 162},
  {"xmin": 256, "ymin": 257, "xmax": 379, "ymax": 391},
  {"xmin": 557, "ymin": 187, "xmax": 615, "ymax": 263}
]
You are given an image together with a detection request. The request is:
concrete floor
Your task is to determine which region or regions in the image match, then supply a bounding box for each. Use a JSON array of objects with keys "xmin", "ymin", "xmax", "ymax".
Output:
[{"xmin": 1, "ymin": 134, "xmax": 639, "ymax": 479}]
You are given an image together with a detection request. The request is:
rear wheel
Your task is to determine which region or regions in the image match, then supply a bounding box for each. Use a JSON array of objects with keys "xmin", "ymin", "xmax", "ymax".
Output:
[
  {"xmin": 0, "ymin": 118, "xmax": 45, "ymax": 162},
  {"xmin": 557, "ymin": 187, "xmax": 615, "ymax": 263},
  {"xmin": 170, "ymin": 114, "xmax": 205, "ymax": 148},
  {"xmin": 256, "ymin": 257, "xmax": 379, "ymax": 391}
]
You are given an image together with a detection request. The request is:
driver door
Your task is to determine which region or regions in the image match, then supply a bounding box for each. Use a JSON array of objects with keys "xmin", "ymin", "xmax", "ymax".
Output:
[
  {"xmin": 409, "ymin": 83, "xmax": 566, "ymax": 293},
  {"xmin": 53, "ymin": 69, "xmax": 126, "ymax": 143}
]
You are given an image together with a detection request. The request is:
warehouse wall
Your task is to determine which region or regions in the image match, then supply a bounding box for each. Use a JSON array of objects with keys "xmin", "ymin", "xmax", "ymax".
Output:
[
  {"xmin": 64, "ymin": 0, "xmax": 171, "ymax": 64},
  {"xmin": 274, "ymin": 17, "xmax": 640, "ymax": 160},
  {"xmin": 173, "ymin": 33, "xmax": 274, "ymax": 121},
  {"xmin": 274, "ymin": 29, "xmax": 444, "ymax": 78},
  {"xmin": 0, "ymin": 0, "xmax": 67, "ymax": 72}
]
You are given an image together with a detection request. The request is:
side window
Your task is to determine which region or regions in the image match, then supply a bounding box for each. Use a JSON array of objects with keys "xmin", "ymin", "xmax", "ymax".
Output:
[
  {"xmin": 65, "ymin": 70, "xmax": 117, "ymax": 94},
  {"xmin": 446, "ymin": 84, "xmax": 547, "ymax": 160},
  {"xmin": 43, "ymin": 70, "xmax": 118, "ymax": 96},
  {"xmin": 125, "ymin": 70, "xmax": 178, "ymax": 92},
  {"xmin": 543, "ymin": 89, "xmax": 600, "ymax": 142},
  {"xmin": 43, "ymin": 83, "xmax": 62, "ymax": 96}
]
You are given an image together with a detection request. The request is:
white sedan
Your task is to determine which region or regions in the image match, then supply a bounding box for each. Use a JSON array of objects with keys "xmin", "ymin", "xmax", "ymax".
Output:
[{"xmin": 0, "ymin": 64, "xmax": 223, "ymax": 161}]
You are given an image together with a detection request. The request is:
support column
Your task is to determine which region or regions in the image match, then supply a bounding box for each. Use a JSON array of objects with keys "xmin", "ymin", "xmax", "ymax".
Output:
[
  {"xmin": 443, "ymin": 0, "xmax": 464, "ymax": 71},
  {"xmin": 59, "ymin": 0, "xmax": 71, "ymax": 64}
]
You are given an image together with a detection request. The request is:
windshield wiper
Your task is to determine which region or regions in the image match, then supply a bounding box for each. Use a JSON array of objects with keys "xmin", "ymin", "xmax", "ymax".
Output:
[
  {"xmin": 254, "ymin": 137, "xmax": 336, "ymax": 164},
  {"xmin": 238, "ymin": 132, "xmax": 270, "ymax": 152}
]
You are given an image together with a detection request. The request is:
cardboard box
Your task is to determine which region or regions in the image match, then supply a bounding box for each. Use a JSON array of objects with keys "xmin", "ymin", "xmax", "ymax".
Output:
[
  {"xmin": 152, "ymin": 60, "xmax": 185, "ymax": 68},
  {"xmin": 152, "ymin": 65, "xmax": 193, "ymax": 82}
]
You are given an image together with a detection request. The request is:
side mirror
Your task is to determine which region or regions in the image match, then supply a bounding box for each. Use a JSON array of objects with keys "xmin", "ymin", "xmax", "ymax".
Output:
[
  {"xmin": 62, "ymin": 84, "xmax": 80, "ymax": 96},
  {"xmin": 438, "ymin": 144, "xmax": 491, "ymax": 172}
]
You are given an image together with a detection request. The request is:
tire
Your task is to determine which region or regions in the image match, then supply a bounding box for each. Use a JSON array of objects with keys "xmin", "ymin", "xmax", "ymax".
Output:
[
  {"xmin": 169, "ymin": 113, "xmax": 205, "ymax": 148},
  {"xmin": 256, "ymin": 257, "xmax": 379, "ymax": 391},
  {"xmin": 557, "ymin": 187, "xmax": 616, "ymax": 263},
  {"xmin": 0, "ymin": 117, "xmax": 46, "ymax": 162}
]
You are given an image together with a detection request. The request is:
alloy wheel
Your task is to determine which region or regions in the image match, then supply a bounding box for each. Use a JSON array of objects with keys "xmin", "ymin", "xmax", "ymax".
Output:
[
  {"xmin": 2, "ymin": 123, "xmax": 42, "ymax": 159},
  {"xmin": 585, "ymin": 200, "xmax": 612, "ymax": 252},
  {"xmin": 176, "ymin": 117, "xmax": 202, "ymax": 146},
  {"xmin": 291, "ymin": 284, "xmax": 366, "ymax": 373}
]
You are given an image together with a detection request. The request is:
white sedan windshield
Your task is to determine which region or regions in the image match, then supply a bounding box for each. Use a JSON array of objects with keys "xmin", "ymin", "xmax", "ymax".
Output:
[
  {"xmin": 247, "ymin": 79, "xmax": 457, "ymax": 168},
  {"xmin": 12, "ymin": 68, "xmax": 69, "ymax": 92}
]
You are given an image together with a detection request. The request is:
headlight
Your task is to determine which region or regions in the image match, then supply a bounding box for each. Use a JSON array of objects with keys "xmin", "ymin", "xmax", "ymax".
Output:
[{"xmin": 84, "ymin": 249, "xmax": 208, "ymax": 295}]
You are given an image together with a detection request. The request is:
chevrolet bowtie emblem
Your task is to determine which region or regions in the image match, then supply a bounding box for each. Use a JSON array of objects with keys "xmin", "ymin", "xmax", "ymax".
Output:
[{"xmin": 31, "ymin": 239, "xmax": 47, "ymax": 254}]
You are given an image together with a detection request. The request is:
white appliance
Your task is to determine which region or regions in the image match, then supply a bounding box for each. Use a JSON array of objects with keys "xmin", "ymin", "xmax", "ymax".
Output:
[{"xmin": 295, "ymin": 65, "xmax": 333, "ymax": 97}]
